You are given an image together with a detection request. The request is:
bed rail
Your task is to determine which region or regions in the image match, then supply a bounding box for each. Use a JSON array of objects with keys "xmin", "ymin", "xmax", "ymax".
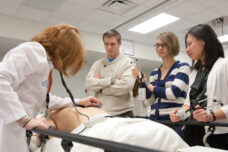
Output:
[
  {"xmin": 155, "ymin": 120, "xmax": 228, "ymax": 127},
  {"xmin": 33, "ymin": 127, "xmax": 163, "ymax": 152}
]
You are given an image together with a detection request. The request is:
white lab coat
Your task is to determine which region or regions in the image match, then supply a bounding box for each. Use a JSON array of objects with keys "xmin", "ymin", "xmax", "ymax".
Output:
[
  {"xmin": 0, "ymin": 42, "xmax": 74, "ymax": 152},
  {"xmin": 185, "ymin": 58, "xmax": 228, "ymax": 134},
  {"xmin": 206, "ymin": 57, "xmax": 228, "ymax": 134}
]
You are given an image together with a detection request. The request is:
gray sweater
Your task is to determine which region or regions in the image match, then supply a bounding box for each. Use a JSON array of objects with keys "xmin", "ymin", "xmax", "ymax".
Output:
[{"xmin": 85, "ymin": 54, "xmax": 135, "ymax": 115}]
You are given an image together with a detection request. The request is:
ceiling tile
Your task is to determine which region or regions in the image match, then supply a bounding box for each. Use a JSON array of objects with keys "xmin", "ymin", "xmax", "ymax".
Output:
[
  {"xmin": 67, "ymin": 0, "xmax": 106, "ymax": 9},
  {"xmin": 23, "ymin": 0, "xmax": 64, "ymax": 12},
  {"xmin": 47, "ymin": 1, "xmax": 94, "ymax": 25},
  {"xmin": 0, "ymin": 0, "xmax": 23, "ymax": 15},
  {"xmin": 77, "ymin": 20, "xmax": 104, "ymax": 33},
  {"xmin": 165, "ymin": 0, "xmax": 206, "ymax": 18},
  {"xmin": 213, "ymin": 1, "xmax": 228, "ymax": 15},
  {"xmin": 122, "ymin": 5, "xmax": 147, "ymax": 19},
  {"xmin": 16, "ymin": 6, "xmax": 52, "ymax": 22},
  {"xmin": 47, "ymin": 12, "xmax": 76, "ymax": 25},
  {"xmin": 108, "ymin": 16, "xmax": 128, "ymax": 28},
  {"xmin": 83, "ymin": 9, "xmax": 120, "ymax": 26},
  {"xmin": 164, "ymin": 19, "xmax": 197, "ymax": 32},
  {"xmin": 1, "ymin": 0, "xmax": 228, "ymax": 52},
  {"xmin": 190, "ymin": 0, "xmax": 226, "ymax": 8},
  {"xmin": 96, "ymin": 25, "xmax": 114, "ymax": 33},
  {"xmin": 130, "ymin": 0, "xmax": 149, "ymax": 4},
  {"xmin": 187, "ymin": 9, "xmax": 222, "ymax": 24}
]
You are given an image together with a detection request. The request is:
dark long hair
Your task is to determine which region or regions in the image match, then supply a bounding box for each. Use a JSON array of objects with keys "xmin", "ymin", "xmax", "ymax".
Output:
[{"xmin": 185, "ymin": 24, "xmax": 224, "ymax": 70}]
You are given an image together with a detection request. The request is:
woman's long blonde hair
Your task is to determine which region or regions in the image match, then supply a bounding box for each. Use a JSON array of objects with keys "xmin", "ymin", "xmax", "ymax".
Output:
[{"xmin": 31, "ymin": 24, "xmax": 86, "ymax": 76}]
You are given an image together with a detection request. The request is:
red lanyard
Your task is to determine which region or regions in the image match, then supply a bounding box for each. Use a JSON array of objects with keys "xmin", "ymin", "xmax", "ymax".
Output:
[{"xmin": 47, "ymin": 70, "xmax": 53, "ymax": 93}]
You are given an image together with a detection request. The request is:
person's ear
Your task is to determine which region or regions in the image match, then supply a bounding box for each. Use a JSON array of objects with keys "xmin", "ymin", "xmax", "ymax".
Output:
[
  {"xmin": 118, "ymin": 40, "xmax": 122, "ymax": 46},
  {"xmin": 54, "ymin": 56, "xmax": 63, "ymax": 72},
  {"xmin": 200, "ymin": 40, "xmax": 205, "ymax": 47}
]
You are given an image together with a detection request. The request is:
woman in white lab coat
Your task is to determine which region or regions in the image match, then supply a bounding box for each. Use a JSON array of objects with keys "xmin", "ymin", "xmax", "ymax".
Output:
[
  {"xmin": 170, "ymin": 24, "xmax": 228, "ymax": 150},
  {"xmin": 0, "ymin": 24, "xmax": 101, "ymax": 152}
]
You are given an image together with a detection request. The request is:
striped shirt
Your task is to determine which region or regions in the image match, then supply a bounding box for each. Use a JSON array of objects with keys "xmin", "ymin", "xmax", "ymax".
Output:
[{"xmin": 141, "ymin": 61, "xmax": 190, "ymax": 120}]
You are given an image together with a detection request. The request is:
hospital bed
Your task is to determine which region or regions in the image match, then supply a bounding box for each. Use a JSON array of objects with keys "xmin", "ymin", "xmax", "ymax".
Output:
[
  {"xmin": 31, "ymin": 115, "xmax": 188, "ymax": 152},
  {"xmin": 29, "ymin": 105, "xmax": 228, "ymax": 152},
  {"xmin": 31, "ymin": 120, "xmax": 228, "ymax": 152}
]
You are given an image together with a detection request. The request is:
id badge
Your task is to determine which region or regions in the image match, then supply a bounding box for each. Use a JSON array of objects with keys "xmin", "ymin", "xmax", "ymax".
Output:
[{"xmin": 138, "ymin": 88, "xmax": 146, "ymax": 101}]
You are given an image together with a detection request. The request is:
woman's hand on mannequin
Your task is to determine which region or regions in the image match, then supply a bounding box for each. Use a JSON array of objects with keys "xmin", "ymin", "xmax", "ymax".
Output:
[
  {"xmin": 78, "ymin": 96, "xmax": 102, "ymax": 107},
  {"xmin": 24, "ymin": 117, "xmax": 49, "ymax": 130}
]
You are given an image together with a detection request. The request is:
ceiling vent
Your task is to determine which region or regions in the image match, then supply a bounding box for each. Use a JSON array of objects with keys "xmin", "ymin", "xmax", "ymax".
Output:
[{"xmin": 100, "ymin": 0, "xmax": 136, "ymax": 15}]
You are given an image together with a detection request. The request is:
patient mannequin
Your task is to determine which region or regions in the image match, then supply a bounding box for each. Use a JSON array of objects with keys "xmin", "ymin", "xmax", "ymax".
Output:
[
  {"xmin": 34, "ymin": 106, "xmax": 189, "ymax": 152},
  {"xmin": 48, "ymin": 106, "xmax": 107, "ymax": 132},
  {"xmin": 35, "ymin": 106, "xmax": 106, "ymax": 146}
]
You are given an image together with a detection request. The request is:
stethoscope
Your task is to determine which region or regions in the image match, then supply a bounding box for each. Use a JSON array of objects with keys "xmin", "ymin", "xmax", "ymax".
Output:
[{"xmin": 59, "ymin": 72, "xmax": 90, "ymax": 120}]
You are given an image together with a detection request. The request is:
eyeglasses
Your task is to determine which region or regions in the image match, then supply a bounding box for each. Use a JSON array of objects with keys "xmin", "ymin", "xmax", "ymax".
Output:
[{"xmin": 154, "ymin": 43, "xmax": 168, "ymax": 49}]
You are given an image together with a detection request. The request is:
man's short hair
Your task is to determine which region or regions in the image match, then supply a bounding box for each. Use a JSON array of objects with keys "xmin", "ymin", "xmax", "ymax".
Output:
[{"xmin": 103, "ymin": 29, "xmax": 121, "ymax": 43}]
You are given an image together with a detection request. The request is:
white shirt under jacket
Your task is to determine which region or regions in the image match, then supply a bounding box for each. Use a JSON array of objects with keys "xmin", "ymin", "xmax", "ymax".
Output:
[
  {"xmin": 206, "ymin": 57, "xmax": 228, "ymax": 134},
  {"xmin": 0, "ymin": 42, "xmax": 75, "ymax": 152}
]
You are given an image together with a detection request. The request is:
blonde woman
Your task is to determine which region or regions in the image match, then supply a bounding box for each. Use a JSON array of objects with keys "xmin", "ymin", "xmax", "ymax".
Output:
[{"xmin": 133, "ymin": 32, "xmax": 190, "ymax": 121}]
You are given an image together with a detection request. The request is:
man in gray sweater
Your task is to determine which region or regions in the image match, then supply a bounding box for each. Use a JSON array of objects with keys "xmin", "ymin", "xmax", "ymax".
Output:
[{"xmin": 85, "ymin": 29, "xmax": 135, "ymax": 117}]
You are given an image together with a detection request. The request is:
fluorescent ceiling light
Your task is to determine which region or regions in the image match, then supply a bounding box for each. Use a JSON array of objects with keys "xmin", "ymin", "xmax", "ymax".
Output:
[
  {"xmin": 218, "ymin": 35, "xmax": 228, "ymax": 43},
  {"xmin": 129, "ymin": 13, "xmax": 179, "ymax": 34}
]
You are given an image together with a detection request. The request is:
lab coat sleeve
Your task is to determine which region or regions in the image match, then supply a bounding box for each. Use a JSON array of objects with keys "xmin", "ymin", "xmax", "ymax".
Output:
[
  {"xmin": 220, "ymin": 61, "xmax": 228, "ymax": 119},
  {"xmin": 0, "ymin": 43, "xmax": 47, "ymax": 124},
  {"xmin": 85, "ymin": 62, "xmax": 111, "ymax": 92},
  {"xmin": 48, "ymin": 94, "xmax": 80, "ymax": 110},
  {"xmin": 221, "ymin": 105, "xmax": 228, "ymax": 120},
  {"xmin": 101, "ymin": 60, "xmax": 135, "ymax": 96}
]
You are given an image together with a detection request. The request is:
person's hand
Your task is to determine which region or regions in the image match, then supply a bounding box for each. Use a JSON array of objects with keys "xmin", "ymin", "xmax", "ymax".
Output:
[
  {"xmin": 170, "ymin": 109, "xmax": 181, "ymax": 122},
  {"xmin": 193, "ymin": 105, "xmax": 212, "ymax": 122},
  {"xmin": 147, "ymin": 84, "xmax": 155, "ymax": 92},
  {"xmin": 78, "ymin": 96, "xmax": 102, "ymax": 107},
  {"xmin": 24, "ymin": 117, "xmax": 49, "ymax": 130},
  {"xmin": 94, "ymin": 74, "xmax": 101, "ymax": 79},
  {"xmin": 132, "ymin": 66, "xmax": 140, "ymax": 79},
  {"xmin": 142, "ymin": 74, "xmax": 146, "ymax": 82}
]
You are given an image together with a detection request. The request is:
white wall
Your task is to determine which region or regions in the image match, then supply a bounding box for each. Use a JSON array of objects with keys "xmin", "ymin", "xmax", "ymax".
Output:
[
  {"xmin": 0, "ymin": 14, "xmax": 192, "ymax": 99},
  {"xmin": 51, "ymin": 64, "xmax": 91, "ymax": 98},
  {"xmin": 175, "ymin": 51, "xmax": 192, "ymax": 65},
  {"xmin": 224, "ymin": 47, "xmax": 228, "ymax": 57}
]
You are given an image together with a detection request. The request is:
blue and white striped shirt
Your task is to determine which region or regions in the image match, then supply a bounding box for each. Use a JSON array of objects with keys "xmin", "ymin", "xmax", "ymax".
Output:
[{"xmin": 142, "ymin": 61, "xmax": 190, "ymax": 120}]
